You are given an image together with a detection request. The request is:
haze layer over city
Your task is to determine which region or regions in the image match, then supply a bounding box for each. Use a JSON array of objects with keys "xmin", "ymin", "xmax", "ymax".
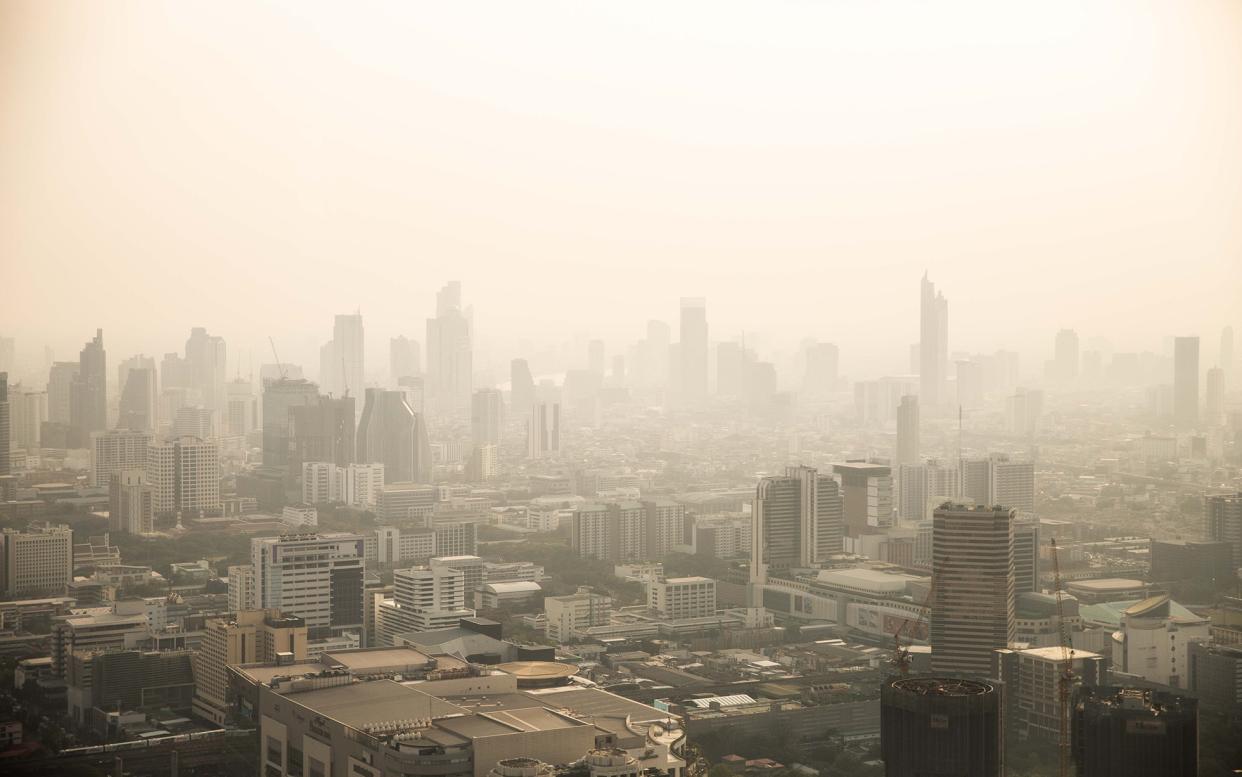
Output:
[{"xmin": 0, "ymin": 3, "xmax": 1240, "ymax": 777}]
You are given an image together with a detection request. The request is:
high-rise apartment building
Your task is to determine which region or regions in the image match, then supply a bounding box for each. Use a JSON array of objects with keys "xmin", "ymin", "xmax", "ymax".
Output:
[
  {"xmin": 193, "ymin": 609, "xmax": 308, "ymax": 724},
  {"xmin": 989, "ymin": 457, "xmax": 1036, "ymax": 516},
  {"xmin": 117, "ymin": 355, "xmax": 157, "ymax": 432},
  {"xmin": 357, "ymin": 388, "xmax": 431, "ymax": 483},
  {"xmin": 146, "ymin": 436, "xmax": 221, "ymax": 516},
  {"xmin": 930, "ymin": 504, "xmax": 1016, "ymax": 676},
  {"xmin": 426, "ymin": 281, "xmax": 473, "ymax": 416},
  {"xmin": 250, "ymin": 533, "xmax": 365, "ymax": 636},
  {"xmin": 677, "ymin": 297, "xmax": 708, "ymax": 405},
  {"xmin": 90, "ymin": 428, "xmax": 151, "ymax": 487},
  {"xmin": 1012, "ymin": 517, "xmax": 1040, "ymax": 594},
  {"xmin": 897, "ymin": 459, "xmax": 959, "ymax": 523},
  {"xmin": 527, "ymin": 400, "xmax": 561, "ymax": 459},
  {"xmin": 751, "ymin": 465, "xmax": 844, "ymax": 581},
  {"xmin": 643, "ymin": 499, "xmax": 687, "ymax": 559},
  {"xmin": 0, "ymin": 523, "xmax": 73, "ymax": 598},
  {"xmin": 919, "ymin": 273, "xmax": 949, "ymax": 409},
  {"xmin": 895, "ymin": 395, "xmax": 920, "ymax": 467},
  {"xmin": 510, "ymin": 359, "xmax": 535, "ymax": 415},
  {"xmin": 108, "ymin": 469, "xmax": 154, "ymax": 534},
  {"xmin": 69, "ymin": 329, "xmax": 107, "ymax": 447},
  {"xmin": 319, "ymin": 313, "xmax": 364, "ymax": 413},
  {"xmin": 10, "ymin": 386, "xmax": 47, "ymax": 453},
  {"xmin": 225, "ymin": 377, "xmax": 257, "ymax": 436},
  {"xmin": 47, "ymin": 360, "xmax": 79, "ymax": 426},
  {"xmin": 262, "ymin": 378, "xmax": 319, "ymax": 468},
  {"xmin": 570, "ymin": 502, "xmax": 647, "ymax": 562},
  {"xmin": 1173, "ymin": 335, "xmax": 1199, "ymax": 429}
]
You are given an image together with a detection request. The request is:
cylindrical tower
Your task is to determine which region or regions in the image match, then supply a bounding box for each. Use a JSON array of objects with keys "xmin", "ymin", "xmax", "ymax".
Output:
[{"xmin": 880, "ymin": 676, "xmax": 1003, "ymax": 777}]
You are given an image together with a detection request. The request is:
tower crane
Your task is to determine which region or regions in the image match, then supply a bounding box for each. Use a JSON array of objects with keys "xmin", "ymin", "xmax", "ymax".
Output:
[
  {"xmin": 268, "ymin": 337, "xmax": 287, "ymax": 381},
  {"xmin": 890, "ymin": 560, "xmax": 942, "ymax": 675},
  {"xmin": 1050, "ymin": 537, "xmax": 1075, "ymax": 777}
]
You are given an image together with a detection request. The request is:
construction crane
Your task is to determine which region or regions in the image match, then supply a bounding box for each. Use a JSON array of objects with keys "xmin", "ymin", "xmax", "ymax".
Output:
[
  {"xmin": 890, "ymin": 560, "xmax": 942, "ymax": 675},
  {"xmin": 268, "ymin": 336, "xmax": 287, "ymax": 381},
  {"xmin": 1050, "ymin": 537, "xmax": 1075, "ymax": 777}
]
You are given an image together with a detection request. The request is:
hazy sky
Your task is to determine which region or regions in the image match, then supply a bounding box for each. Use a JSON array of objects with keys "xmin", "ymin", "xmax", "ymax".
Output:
[{"xmin": 2, "ymin": 1, "xmax": 1240, "ymax": 380}]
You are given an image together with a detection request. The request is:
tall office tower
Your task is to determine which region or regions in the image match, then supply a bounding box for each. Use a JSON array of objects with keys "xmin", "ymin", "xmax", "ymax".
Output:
[
  {"xmin": 471, "ymin": 388, "xmax": 504, "ymax": 447},
  {"xmin": 588, "ymin": 339, "xmax": 605, "ymax": 376},
  {"xmin": 895, "ymin": 395, "xmax": 920, "ymax": 467},
  {"xmin": 919, "ymin": 273, "xmax": 949, "ymax": 409},
  {"xmin": 803, "ymin": 341, "xmax": 839, "ymax": 398},
  {"xmin": 1053, "ymin": 328, "xmax": 1080, "ymax": 381},
  {"xmin": 898, "ymin": 461, "xmax": 957, "ymax": 524},
  {"xmin": 833, "ymin": 462, "xmax": 894, "ymax": 536},
  {"xmin": 390, "ymin": 335, "xmax": 421, "ymax": 384},
  {"xmin": 1221, "ymin": 325, "xmax": 1235, "ymax": 382},
  {"xmin": 1173, "ymin": 336, "xmax": 1199, "ymax": 429},
  {"xmin": 108, "ymin": 470, "xmax": 154, "ymax": 534},
  {"xmin": 1012, "ymin": 517, "xmax": 1039, "ymax": 593},
  {"xmin": 397, "ymin": 375, "xmax": 426, "ymax": 418},
  {"xmin": 146, "ymin": 436, "xmax": 221, "ymax": 516},
  {"xmin": 10, "ymin": 387, "xmax": 47, "ymax": 452},
  {"xmin": 677, "ymin": 297, "xmax": 708, "ymax": 405},
  {"xmin": 959, "ymin": 456, "xmax": 992, "ymax": 505},
  {"xmin": 426, "ymin": 281, "xmax": 473, "ymax": 416},
  {"xmin": 225, "ymin": 378, "xmax": 257, "ymax": 436},
  {"xmin": 261, "ymin": 378, "xmax": 319, "ymax": 468},
  {"xmin": 1205, "ymin": 492, "xmax": 1242, "ymax": 574},
  {"xmin": 185, "ymin": 327, "xmax": 227, "ymax": 417},
  {"xmin": 1072, "ymin": 687, "xmax": 1197, "ymax": 777},
  {"xmin": 0, "ymin": 523, "xmax": 73, "ymax": 598},
  {"xmin": 989, "ymin": 456, "xmax": 1035, "ymax": 516},
  {"xmin": 510, "ymin": 359, "xmax": 535, "ymax": 414},
  {"xmin": 90, "ymin": 429, "xmax": 151, "ymax": 487},
  {"xmin": 69, "ymin": 329, "xmax": 107, "ymax": 447},
  {"xmin": 527, "ymin": 400, "xmax": 561, "ymax": 459},
  {"xmin": 160, "ymin": 351, "xmax": 193, "ymax": 390},
  {"xmin": 0, "ymin": 374, "xmax": 9, "ymax": 477},
  {"xmin": 357, "ymin": 388, "xmax": 431, "ymax": 483},
  {"xmin": 250, "ymin": 533, "xmax": 365, "ymax": 636},
  {"xmin": 634, "ymin": 319, "xmax": 671, "ymax": 390},
  {"xmin": 716, "ymin": 342, "xmax": 745, "ymax": 398},
  {"xmin": 117, "ymin": 355, "xmax": 157, "ymax": 431},
  {"xmin": 930, "ymin": 504, "xmax": 1016, "ymax": 676},
  {"xmin": 289, "ymin": 395, "xmax": 356, "ymax": 468},
  {"xmin": 47, "ymin": 360, "xmax": 79, "ymax": 425},
  {"xmin": 751, "ymin": 465, "xmax": 844, "ymax": 582},
  {"xmin": 880, "ymin": 677, "xmax": 1002, "ymax": 777},
  {"xmin": 193, "ymin": 610, "xmax": 308, "ymax": 725},
  {"xmin": 1204, "ymin": 367, "xmax": 1224, "ymax": 426}
]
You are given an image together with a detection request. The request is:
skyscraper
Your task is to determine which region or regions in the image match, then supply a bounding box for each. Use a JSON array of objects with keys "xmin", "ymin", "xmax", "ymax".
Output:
[
  {"xmin": 1205, "ymin": 492, "xmax": 1242, "ymax": 574},
  {"xmin": 881, "ymin": 677, "xmax": 1003, "ymax": 777},
  {"xmin": 0, "ymin": 373, "xmax": 9, "ymax": 477},
  {"xmin": 919, "ymin": 273, "xmax": 949, "ymax": 409},
  {"xmin": 390, "ymin": 335, "xmax": 420, "ymax": 384},
  {"xmin": 527, "ymin": 399, "xmax": 561, "ymax": 459},
  {"xmin": 1221, "ymin": 325, "xmax": 1234, "ymax": 383},
  {"xmin": 834, "ymin": 461, "xmax": 893, "ymax": 536},
  {"xmin": 930, "ymin": 504, "xmax": 1016, "ymax": 676},
  {"xmin": 1053, "ymin": 328, "xmax": 1080, "ymax": 381},
  {"xmin": 357, "ymin": 388, "xmax": 431, "ymax": 483},
  {"xmin": 250, "ymin": 533, "xmax": 365, "ymax": 636},
  {"xmin": 510, "ymin": 359, "xmax": 535, "ymax": 415},
  {"xmin": 320, "ymin": 313, "xmax": 365, "ymax": 410},
  {"xmin": 678, "ymin": 297, "xmax": 708, "ymax": 405},
  {"xmin": 261, "ymin": 377, "xmax": 319, "ymax": 468},
  {"xmin": 146, "ymin": 436, "xmax": 221, "ymax": 516},
  {"xmin": 46, "ymin": 361, "xmax": 79, "ymax": 425},
  {"xmin": 426, "ymin": 281, "xmax": 473, "ymax": 416},
  {"xmin": 1072, "ymin": 687, "xmax": 1197, "ymax": 777},
  {"xmin": 289, "ymin": 395, "xmax": 356, "ymax": 468},
  {"xmin": 185, "ymin": 327, "xmax": 227, "ymax": 417},
  {"xmin": 69, "ymin": 329, "xmax": 106, "ymax": 447},
  {"xmin": 109, "ymin": 469, "xmax": 154, "ymax": 534},
  {"xmin": 751, "ymin": 465, "xmax": 844, "ymax": 582},
  {"xmin": 91, "ymin": 428, "xmax": 151, "ymax": 487},
  {"xmin": 117, "ymin": 356, "xmax": 157, "ymax": 432},
  {"xmin": 1204, "ymin": 366, "xmax": 1224, "ymax": 426},
  {"xmin": 471, "ymin": 388, "xmax": 503, "ymax": 447},
  {"xmin": 1173, "ymin": 336, "xmax": 1199, "ymax": 429},
  {"xmin": 895, "ymin": 395, "xmax": 920, "ymax": 467}
]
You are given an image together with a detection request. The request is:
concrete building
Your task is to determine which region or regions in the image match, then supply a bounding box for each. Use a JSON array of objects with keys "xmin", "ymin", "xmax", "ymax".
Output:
[
  {"xmin": 193, "ymin": 609, "xmax": 308, "ymax": 725},
  {"xmin": 90, "ymin": 428, "xmax": 151, "ymax": 487},
  {"xmin": 897, "ymin": 459, "xmax": 958, "ymax": 523},
  {"xmin": 930, "ymin": 504, "xmax": 1016, "ymax": 676},
  {"xmin": 289, "ymin": 395, "xmax": 356, "ymax": 469},
  {"xmin": 919, "ymin": 273, "xmax": 949, "ymax": 409},
  {"xmin": 185, "ymin": 327, "xmax": 228, "ymax": 418},
  {"xmin": 251, "ymin": 533, "xmax": 365, "ymax": 637},
  {"xmin": 69, "ymin": 329, "xmax": 107, "ymax": 448},
  {"xmin": 358, "ymin": 388, "xmax": 431, "ymax": 483},
  {"xmin": 1072, "ymin": 686, "xmax": 1197, "ymax": 777},
  {"xmin": 375, "ymin": 566, "xmax": 476, "ymax": 644},
  {"xmin": 1173, "ymin": 335, "xmax": 1199, "ymax": 430},
  {"xmin": 50, "ymin": 609, "xmax": 150, "ymax": 678},
  {"xmin": 430, "ymin": 555, "xmax": 485, "ymax": 608},
  {"xmin": 895, "ymin": 395, "xmax": 919, "ymax": 467},
  {"xmin": 527, "ymin": 400, "xmax": 561, "ymax": 459},
  {"xmin": 1113, "ymin": 594, "xmax": 1209, "ymax": 689},
  {"xmin": 426, "ymin": 281, "xmax": 473, "ymax": 416},
  {"xmin": 992, "ymin": 645, "xmax": 1106, "ymax": 741},
  {"xmin": 146, "ymin": 436, "xmax": 221, "ymax": 516},
  {"xmin": 390, "ymin": 335, "xmax": 420, "ymax": 385},
  {"xmin": 751, "ymin": 465, "xmax": 844, "ymax": 581},
  {"xmin": 1, "ymin": 523, "xmax": 73, "ymax": 598},
  {"xmin": 570, "ymin": 502, "xmax": 646, "ymax": 562},
  {"xmin": 471, "ymin": 388, "xmax": 503, "ymax": 447},
  {"xmin": 262, "ymin": 378, "xmax": 320, "ymax": 469},
  {"xmin": 1187, "ymin": 641, "xmax": 1242, "ymax": 711},
  {"xmin": 434, "ymin": 522, "xmax": 478, "ymax": 558},
  {"xmin": 108, "ymin": 469, "xmax": 154, "ymax": 534},
  {"xmin": 545, "ymin": 587, "xmax": 612, "ymax": 642},
  {"xmin": 376, "ymin": 481, "xmax": 436, "ymax": 522},
  {"xmin": 117, "ymin": 356, "xmax": 158, "ymax": 432},
  {"xmin": 833, "ymin": 461, "xmax": 893, "ymax": 537},
  {"xmin": 881, "ymin": 676, "xmax": 1000, "ymax": 777},
  {"xmin": 477, "ymin": 581, "xmax": 542, "ymax": 610},
  {"xmin": 319, "ymin": 313, "xmax": 365, "ymax": 413},
  {"xmin": 68, "ymin": 648, "xmax": 195, "ymax": 729},
  {"xmin": 1205, "ymin": 492, "xmax": 1242, "ymax": 574},
  {"xmin": 648, "ymin": 577, "xmax": 715, "ymax": 620},
  {"xmin": 643, "ymin": 499, "xmax": 686, "ymax": 559}
]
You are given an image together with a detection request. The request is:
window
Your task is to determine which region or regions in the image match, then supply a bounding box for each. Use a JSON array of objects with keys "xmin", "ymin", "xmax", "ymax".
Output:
[
  {"xmin": 309, "ymin": 756, "xmax": 326, "ymax": 777},
  {"xmin": 266, "ymin": 736, "xmax": 283, "ymax": 766}
]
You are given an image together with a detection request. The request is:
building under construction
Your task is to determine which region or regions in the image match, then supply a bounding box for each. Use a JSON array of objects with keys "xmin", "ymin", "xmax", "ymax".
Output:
[
  {"xmin": 1072, "ymin": 686, "xmax": 1197, "ymax": 777},
  {"xmin": 880, "ymin": 676, "xmax": 1003, "ymax": 777}
]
